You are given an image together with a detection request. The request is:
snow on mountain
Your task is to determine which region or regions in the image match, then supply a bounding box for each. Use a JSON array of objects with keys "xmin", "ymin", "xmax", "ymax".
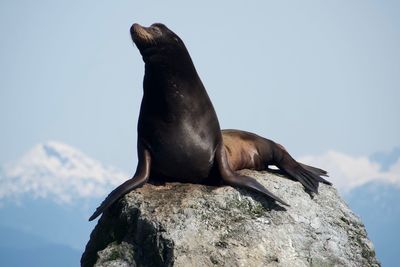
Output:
[
  {"xmin": 0, "ymin": 141, "xmax": 128, "ymax": 204},
  {"xmin": 298, "ymin": 149, "xmax": 400, "ymax": 193}
]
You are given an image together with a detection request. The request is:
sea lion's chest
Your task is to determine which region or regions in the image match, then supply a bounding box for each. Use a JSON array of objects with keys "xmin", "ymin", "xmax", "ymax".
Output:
[{"xmin": 138, "ymin": 96, "xmax": 220, "ymax": 181}]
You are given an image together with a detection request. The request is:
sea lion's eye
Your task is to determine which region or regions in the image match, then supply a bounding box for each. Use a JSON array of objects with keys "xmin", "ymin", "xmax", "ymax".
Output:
[
  {"xmin": 151, "ymin": 23, "xmax": 164, "ymax": 35},
  {"xmin": 152, "ymin": 26, "xmax": 161, "ymax": 34}
]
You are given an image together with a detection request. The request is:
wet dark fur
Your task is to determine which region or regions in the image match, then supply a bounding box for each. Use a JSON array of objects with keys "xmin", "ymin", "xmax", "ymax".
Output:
[{"xmin": 89, "ymin": 23, "xmax": 330, "ymax": 221}]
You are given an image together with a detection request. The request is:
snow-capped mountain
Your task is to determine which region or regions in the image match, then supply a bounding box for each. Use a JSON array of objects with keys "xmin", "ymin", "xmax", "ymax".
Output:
[
  {"xmin": 0, "ymin": 141, "xmax": 131, "ymax": 266},
  {"xmin": 0, "ymin": 141, "xmax": 128, "ymax": 204}
]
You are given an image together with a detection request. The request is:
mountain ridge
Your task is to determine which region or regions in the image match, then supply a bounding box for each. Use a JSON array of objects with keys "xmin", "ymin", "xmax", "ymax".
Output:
[{"xmin": 0, "ymin": 141, "xmax": 128, "ymax": 204}]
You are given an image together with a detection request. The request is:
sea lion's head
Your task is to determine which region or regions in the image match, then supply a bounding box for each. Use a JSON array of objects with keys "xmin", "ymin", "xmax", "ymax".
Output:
[{"xmin": 130, "ymin": 23, "xmax": 190, "ymax": 66}]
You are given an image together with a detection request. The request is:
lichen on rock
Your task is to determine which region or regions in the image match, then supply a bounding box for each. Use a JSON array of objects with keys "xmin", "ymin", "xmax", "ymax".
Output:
[{"xmin": 81, "ymin": 170, "xmax": 380, "ymax": 267}]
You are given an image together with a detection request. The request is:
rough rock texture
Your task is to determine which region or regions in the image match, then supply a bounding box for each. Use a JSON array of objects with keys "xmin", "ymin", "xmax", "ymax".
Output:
[{"xmin": 82, "ymin": 170, "xmax": 380, "ymax": 267}]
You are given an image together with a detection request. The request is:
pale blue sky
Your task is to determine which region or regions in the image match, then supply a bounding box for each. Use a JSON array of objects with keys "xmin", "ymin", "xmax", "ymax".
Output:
[{"xmin": 1, "ymin": 0, "xmax": 399, "ymax": 172}]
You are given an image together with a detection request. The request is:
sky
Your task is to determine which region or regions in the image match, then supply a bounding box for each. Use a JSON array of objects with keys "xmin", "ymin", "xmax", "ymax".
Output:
[{"xmin": 0, "ymin": 0, "xmax": 399, "ymax": 173}]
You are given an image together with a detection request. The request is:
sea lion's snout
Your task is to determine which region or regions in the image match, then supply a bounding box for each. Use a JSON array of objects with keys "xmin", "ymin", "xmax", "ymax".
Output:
[
  {"xmin": 131, "ymin": 23, "xmax": 154, "ymax": 44},
  {"xmin": 131, "ymin": 23, "xmax": 165, "ymax": 46},
  {"xmin": 130, "ymin": 23, "xmax": 141, "ymax": 35}
]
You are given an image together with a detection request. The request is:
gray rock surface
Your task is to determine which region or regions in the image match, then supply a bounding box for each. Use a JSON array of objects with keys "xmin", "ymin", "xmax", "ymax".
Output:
[{"xmin": 81, "ymin": 170, "xmax": 380, "ymax": 267}]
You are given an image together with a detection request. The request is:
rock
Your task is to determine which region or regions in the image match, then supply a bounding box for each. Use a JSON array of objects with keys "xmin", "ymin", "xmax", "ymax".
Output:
[{"xmin": 81, "ymin": 170, "xmax": 380, "ymax": 267}]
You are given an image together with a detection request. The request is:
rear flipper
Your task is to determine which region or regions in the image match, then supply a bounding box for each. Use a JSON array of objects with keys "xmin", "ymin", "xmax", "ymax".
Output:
[
  {"xmin": 298, "ymin": 163, "xmax": 331, "ymax": 185},
  {"xmin": 89, "ymin": 146, "xmax": 151, "ymax": 221},
  {"xmin": 273, "ymin": 147, "xmax": 331, "ymax": 193},
  {"xmin": 216, "ymin": 143, "xmax": 289, "ymax": 207}
]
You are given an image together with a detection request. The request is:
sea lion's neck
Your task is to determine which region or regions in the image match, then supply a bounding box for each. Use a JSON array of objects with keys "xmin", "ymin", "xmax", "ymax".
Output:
[
  {"xmin": 141, "ymin": 61, "xmax": 210, "ymax": 118},
  {"xmin": 143, "ymin": 61, "xmax": 203, "ymax": 95}
]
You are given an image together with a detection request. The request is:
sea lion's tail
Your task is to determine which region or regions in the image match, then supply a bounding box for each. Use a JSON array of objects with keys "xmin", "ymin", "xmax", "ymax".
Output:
[
  {"xmin": 273, "ymin": 145, "xmax": 331, "ymax": 193},
  {"xmin": 89, "ymin": 178, "xmax": 147, "ymax": 221}
]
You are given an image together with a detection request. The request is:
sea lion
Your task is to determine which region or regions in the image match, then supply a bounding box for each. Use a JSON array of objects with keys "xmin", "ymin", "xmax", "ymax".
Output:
[
  {"xmin": 89, "ymin": 23, "xmax": 330, "ymax": 221},
  {"xmin": 222, "ymin": 129, "xmax": 331, "ymax": 187}
]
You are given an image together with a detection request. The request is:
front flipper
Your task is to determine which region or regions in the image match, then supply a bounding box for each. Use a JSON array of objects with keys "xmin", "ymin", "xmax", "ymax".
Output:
[
  {"xmin": 216, "ymin": 143, "xmax": 289, "ymax": 207},
  {"xmin": 89, "ymin": 143, "xmax": 152, "ymax": 221}
]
